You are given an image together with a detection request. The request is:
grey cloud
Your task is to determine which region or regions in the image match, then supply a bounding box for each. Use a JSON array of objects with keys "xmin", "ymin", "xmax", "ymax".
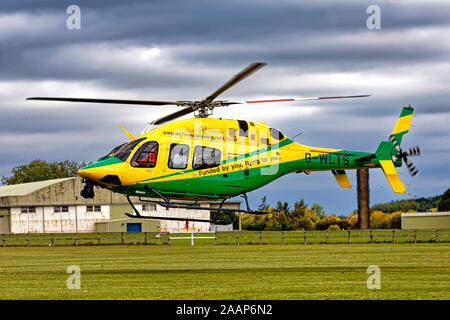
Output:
[{"xmin": 0, "ymin": 0, "xmax": 449, "ymax": 214}]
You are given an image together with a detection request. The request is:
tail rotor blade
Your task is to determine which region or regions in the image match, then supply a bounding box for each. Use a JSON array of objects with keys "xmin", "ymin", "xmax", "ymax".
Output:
[
  {"xmin": 404, "ymin": 157, "xmax": 419, "ymax": 177},
  {"xmin": 389, "ymin": 135, "xmax": 402, "ymax": 153},
  {"xmin": 406, "ymin": 146, "xmax": 420, "ymax": 156}
]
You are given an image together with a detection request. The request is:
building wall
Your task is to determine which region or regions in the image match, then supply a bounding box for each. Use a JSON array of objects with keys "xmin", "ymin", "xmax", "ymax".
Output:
[
  {"xmin": 1, "ymin": 177, "xmax": 241, "ymax": 233},
  {"xmin": 0, "ymin": 178, "xmax": 127, "ymax": 207},
  {"xmin": 9, "ymin": 205, "xmax": 109, "ymax": 234},
  {"xmin": 401, "ymin": 212, "xmax": 450, "ymax": 230},
  {"xmin": 110, "ymin": 203, "xmax": 211, "ymax": 232}
]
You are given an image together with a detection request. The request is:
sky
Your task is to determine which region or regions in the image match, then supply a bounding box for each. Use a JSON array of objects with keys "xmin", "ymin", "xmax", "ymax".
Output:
[{"xmin": 0, "ymin": 0, "xmax": 449, "ymax": 215}]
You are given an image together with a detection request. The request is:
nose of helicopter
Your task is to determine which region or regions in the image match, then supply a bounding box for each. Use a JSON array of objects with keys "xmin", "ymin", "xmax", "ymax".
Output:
[
  {"xmin": 78, "ymin": 159, "xmax": 123, "ymax": 186},
  {"xmin": 77, "ymin": 166, "xmax": 104, "ymax": 182}
]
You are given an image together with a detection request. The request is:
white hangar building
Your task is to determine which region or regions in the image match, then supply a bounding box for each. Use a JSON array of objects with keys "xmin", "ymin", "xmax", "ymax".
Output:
[{"xmin": 0, "ymin": 177, "xmax": 239, "ymax": 234}]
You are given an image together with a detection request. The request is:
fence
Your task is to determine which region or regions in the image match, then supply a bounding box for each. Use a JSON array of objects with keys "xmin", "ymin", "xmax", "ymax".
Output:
[{"xmin": 1, "ymin": 229, "xmax": 449, "ymax": 247}]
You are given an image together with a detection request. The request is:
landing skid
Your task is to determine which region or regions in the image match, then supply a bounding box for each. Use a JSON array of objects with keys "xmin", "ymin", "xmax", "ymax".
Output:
[{"xmin": 124, "ymin": 188, "xmax": 267, "ymax": 224}]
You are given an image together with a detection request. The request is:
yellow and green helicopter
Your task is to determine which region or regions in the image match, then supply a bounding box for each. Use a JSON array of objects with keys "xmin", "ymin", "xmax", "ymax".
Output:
[{"xmin": 27, "ymin": 62, "xmax": 420, "ymax": 222}]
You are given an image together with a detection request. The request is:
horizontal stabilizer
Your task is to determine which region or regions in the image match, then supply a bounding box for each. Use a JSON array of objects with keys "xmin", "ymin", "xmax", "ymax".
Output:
[
  {"xmin": 332, "ymin": 170, "xmax": 352, "ymax": 188},
  {"xmin": 379, "ymin": 160, "xmax": 406, "ymax": 193}
]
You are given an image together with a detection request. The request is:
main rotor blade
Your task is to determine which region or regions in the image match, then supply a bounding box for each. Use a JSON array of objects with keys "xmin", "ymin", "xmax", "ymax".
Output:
[
  {"xmin": 245, "ymin": 95, "xmax": 371, "ymax": 104},
  {"xmin": 204, "ymin": 62, "xmax": 266, "ymax": 104},
  {"xmin": 26, "ymin": 97, "xmax": 186, "ymax": 106},
  {"xmin": 153, "ymin": 107, "xmax": 194, "ymax": 125}
]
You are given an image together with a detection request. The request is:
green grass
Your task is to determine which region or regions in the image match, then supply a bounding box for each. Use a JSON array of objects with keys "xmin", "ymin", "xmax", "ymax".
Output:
[{"xmin": 0, "ymin": 243, "xmax": 449, "ymax": 299}]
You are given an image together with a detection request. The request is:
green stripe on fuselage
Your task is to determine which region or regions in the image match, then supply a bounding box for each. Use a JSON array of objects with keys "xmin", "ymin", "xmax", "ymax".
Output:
[
  {"xmin": 118, "ymin": 148, "xmax": 379, "ymax": 199},
  {"xmin": 81, "ymin": 156, "xmax": 122, "ymax": 169}
]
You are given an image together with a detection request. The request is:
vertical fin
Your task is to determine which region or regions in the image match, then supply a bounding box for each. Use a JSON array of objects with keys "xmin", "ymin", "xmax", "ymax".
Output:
[{"xmin": 391, "ymin": 105, "xmax": 414, "ymax": 145}]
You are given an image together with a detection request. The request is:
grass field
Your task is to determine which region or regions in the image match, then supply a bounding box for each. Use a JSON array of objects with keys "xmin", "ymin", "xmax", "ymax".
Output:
[{"xmin": 0, "ymin": 243, "xmax": 449, "ymax": 300}]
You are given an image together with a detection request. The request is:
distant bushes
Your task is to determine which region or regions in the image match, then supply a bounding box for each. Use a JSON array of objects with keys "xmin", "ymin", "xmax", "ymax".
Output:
[
  {"xmin": 370, "ymin": 195, "xmax": 442, "ymax": 213},
  {"xmin": 241, "ymin": 193, "xmax": 444, "ymax": 232}
]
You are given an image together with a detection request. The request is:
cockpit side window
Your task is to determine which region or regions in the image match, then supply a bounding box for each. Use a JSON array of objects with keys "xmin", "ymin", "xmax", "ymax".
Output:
[
  {"xmin": 113, "ymin": 138, "xmax": 146, "ymax": 162},
  {"xmin": 131, "ymin": 141, "xmax": 158, "ymax": 168},
  {"xmin": 105, "ymin": 143, "xmax": 126, "ymax": 158},
  {"xmin": 98, "ymin": 142, "xmax": 127, "ymax": 161}
]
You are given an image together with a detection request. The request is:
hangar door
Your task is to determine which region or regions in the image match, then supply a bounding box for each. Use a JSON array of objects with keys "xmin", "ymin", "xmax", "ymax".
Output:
[
  {"xmin": 127, "ymin": 223, "xmax": 142, "ymax": 233},
  {"xmin": 0, "ymin": 208, "xmax": 10, "ymax": 234}
]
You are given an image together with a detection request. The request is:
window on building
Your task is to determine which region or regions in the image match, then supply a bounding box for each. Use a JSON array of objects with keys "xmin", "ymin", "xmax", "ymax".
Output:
[
  {"xmin": 86, "ymin": 205, "xmax": 101, "ymax": 212},
  {"xmin": 54, "ymin": 206, "xmax": 69, "ymax": 213},
  {"xmin": 168, "ymin": 144, "xmax": 189, "ymax": 169},
  {"xmin": 131, "ymin": 141, "xmax": 158, "ymax": 168},
  {"xmin": 193, "ymin": 146, "xmax": 221, "ymax": 170},
  {"xmin": 20, "ymin": 206, "xmax": 36, "ymax": 213},
  {"xmin": 142, "ymin": 203, "xmax": 156, "ymax": 211}
]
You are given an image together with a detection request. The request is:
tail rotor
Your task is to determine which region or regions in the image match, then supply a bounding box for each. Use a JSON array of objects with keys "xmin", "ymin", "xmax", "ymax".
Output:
[{"xmin": 389, "ymin": 135, "xmax": 420, "ymax": 177}]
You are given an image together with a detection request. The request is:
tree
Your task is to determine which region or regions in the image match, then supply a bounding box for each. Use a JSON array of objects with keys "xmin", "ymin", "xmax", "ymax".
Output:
[
  {"xmin": 258, "ymin": 195, "xmax": 270, "ymax": 211},
  {"xmin": 357, "ymin": 168, "xmax": 370, "ymax": 229},
  {"xmin": 292, "ymin": 199, "xmax": 308, "ymax": 217},
  {"xmin": 276, "ymin": 201, "xmax": 289, "ymax": 214},
  {"xmin": 1, "ymin": 160, "xmax": 86, "ymax": 185},
  {"xmin": 437, "ymin": 188, "xmax": 450, "ymax": 211},
  {"xmin": 311, "ymin": 203, "xmax": 325, "ymax": 219}
]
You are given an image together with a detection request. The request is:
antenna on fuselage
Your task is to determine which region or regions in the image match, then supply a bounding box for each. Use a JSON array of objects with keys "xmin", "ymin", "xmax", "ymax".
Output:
[{"xmin": 140, "ymin": 119, "xmax": 159, "ymax": 136}]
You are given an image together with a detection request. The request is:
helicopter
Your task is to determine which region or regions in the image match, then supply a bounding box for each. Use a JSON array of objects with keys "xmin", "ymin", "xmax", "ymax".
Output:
[{"xmin": 26, "ymin": 62, "xmax": 420, "ymax": 223}]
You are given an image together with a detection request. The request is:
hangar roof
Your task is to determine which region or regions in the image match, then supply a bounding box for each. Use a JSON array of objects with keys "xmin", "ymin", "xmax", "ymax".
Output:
[{"xmin": 0, "ymin": 177, "xmax": 76, "ymax": 197}]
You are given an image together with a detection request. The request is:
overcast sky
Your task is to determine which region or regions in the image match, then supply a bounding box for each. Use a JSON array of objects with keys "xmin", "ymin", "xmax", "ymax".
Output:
[{"xmin": 0, "ymin": 0, "xmax": 449, "ymax": 215}]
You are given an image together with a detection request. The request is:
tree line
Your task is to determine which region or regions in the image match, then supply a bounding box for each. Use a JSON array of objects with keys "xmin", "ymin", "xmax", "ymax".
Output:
[{"xmin": 1, "ymin": 160, "xmax": 86, "ymax": 185}]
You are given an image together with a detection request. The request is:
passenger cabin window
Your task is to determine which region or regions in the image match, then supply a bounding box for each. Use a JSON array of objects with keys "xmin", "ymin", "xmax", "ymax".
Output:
[
  {"xmin": 131, "ymin": 141, "xmax": 158, "ymax": 168},
  {"xmin": 193, "ymin": 146, "xmax": 221, "ymax": 170},
  {"xmin": 113, "ymin": 138, "xmax": 146, "ymax": 162},
  {"xmin": 237, "ymin": 120, "xmax": 249, "ymax": 137},
  {"xmin": 270, "ymin": 128, "xmax": 285, "ymax": 141},
  {"xmin": 168, "ymin": 144, "xmax": 189, "ymax": 169}
]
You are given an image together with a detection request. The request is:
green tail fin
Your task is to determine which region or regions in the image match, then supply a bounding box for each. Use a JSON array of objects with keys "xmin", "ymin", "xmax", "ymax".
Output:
[
  {"xmin": 390, "ymin": 105, "xmax": 414, "ymax": 145},
  {"xmin": 374, "ymin": 106, "xmax": 415, "ymax": 194}
]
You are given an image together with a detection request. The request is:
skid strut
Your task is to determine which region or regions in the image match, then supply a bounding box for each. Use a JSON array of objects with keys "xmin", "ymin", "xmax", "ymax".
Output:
[{"xmin": 124, "ymin": 188, "xmax": 267, "ymax": 223}]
